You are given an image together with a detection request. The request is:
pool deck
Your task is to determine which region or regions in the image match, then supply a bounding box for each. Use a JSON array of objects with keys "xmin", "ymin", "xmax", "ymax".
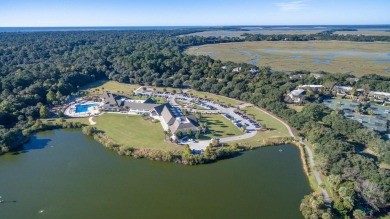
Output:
[{"xmin": 64, "ymin": 101, "xmax": 103, "ymax": 118}]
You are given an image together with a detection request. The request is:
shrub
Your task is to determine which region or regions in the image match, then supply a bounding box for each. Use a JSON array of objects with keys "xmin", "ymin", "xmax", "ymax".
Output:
[{"xmin": 82, "ymin": 126, "xmax": 97, "ymax": 136}]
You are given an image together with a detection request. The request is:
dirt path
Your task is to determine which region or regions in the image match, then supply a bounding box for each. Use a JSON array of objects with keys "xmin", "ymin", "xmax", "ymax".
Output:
[{"xmin": 89, "ymin": 117, "xmax": 96, "ymax": 125}]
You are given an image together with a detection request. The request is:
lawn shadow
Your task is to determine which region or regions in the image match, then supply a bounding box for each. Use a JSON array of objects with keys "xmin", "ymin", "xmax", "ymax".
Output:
[{"xmin": 80, "ymin": 79, "xmax": 109, "ymax": 90}]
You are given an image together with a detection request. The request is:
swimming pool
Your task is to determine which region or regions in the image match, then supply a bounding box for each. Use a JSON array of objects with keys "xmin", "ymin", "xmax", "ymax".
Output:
[{"xmin": 75, "ymin": 103, "xmax": 99, "ymax": 113}]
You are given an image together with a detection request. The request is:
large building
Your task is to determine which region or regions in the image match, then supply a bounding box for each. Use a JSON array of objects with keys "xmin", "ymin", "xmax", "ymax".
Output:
[
  {"xmin": 151, "ymin": 103, "xmax": 198, "ymax": 135},
  {"xmin": 101, "ymin": 91, "xmax": 159, "ymax": 115},
  {"xmin": 102, "ymin": 92, "xmax": 198, "ymax": 136}
]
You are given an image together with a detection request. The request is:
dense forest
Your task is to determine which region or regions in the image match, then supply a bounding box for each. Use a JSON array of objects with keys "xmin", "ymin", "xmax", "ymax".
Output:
[
  {"xmin": 243, "ymin": 30, "xmax": 390, "ymax": 42},
  {"xmin": 0, "ymin": 29, "xmax": 389, "ymax": 218}
]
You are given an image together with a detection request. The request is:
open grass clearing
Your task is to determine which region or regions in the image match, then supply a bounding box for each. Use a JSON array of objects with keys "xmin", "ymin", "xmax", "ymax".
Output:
[
  {"xmin": 44, "ymin": 117, "xmax": 89, "ymax": 126},
  {"xmin": 92, "ymin": 114, "xmax": 182, "ymax": 151},
  {"xmin": 181, "ymin": 30, "xmax": 323, "ymax": 38},
  {"xmin": 241, "ymin": 107, "xmax": 290, "ymax": 136},
  {"xmin": 81, "ymin": 80, "xmax": 140, "ymax": 95},
  {"xmin": 80, "ymin": 80, "xmax": 168, "ymax": 103},
  {"xmin": 199, "ymin": 114, "xmax": 242, "ymax": 139},
  {"xmin": 380, "ymin": 162, "xmax": 390, "ymax": 170},
  {"xmin": 186, "ymin": 41, "xmax": 390, "ymax": 76},
  {"xmin": 287, "ymin": 104, "xmax": 304, "ymax": 112}
]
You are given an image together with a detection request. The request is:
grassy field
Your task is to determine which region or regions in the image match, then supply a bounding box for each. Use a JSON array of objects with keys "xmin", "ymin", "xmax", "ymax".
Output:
[
  {"xmin": 181, "ymin": 30, "xmax": 324, "ymax": 38},
  {"xmin": 242, "ymin": 107, "xmax": 290, "ymax": 136},
  {"xmin": 287, "ymin": 104, "xmax": 304, "ymax": 112},
  {"xmin": 81, "ymin": 80, "xmax": 140, "ymax": 94},
  {"xmin": 199, "ymin": 114, "xmax": 242, "ymax": 139},
  {"xmin": 80, "ymin": 80, "xmax": 169, "ymax": 103},
  {"xmin": 187, "ymin": 89, "xmax": 242, "ymax": 106},
  {"xmin": 186, "ymin": 41, "xmax": 390, "ymax": 76},
  {"xmin": 182, "ymin": 29, "xmax": 390, "ymax": 38},
  {"xmin": 92, "ymin": 114, "xmax": 182, "ymax": 151}
]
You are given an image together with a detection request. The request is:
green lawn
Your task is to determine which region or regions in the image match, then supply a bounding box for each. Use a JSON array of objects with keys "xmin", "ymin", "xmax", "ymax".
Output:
[
  {"xmin": 92, "ymin": 114, "xmax": 183, "ymax": 151},
  {"xmin": 287, "ymin": 104, "xmax": 304, "ymax": 112},
  {"xmin": 241, "ymin": 107, "xmax": 290, "ymax": 136},
  {"xmin": 45, "ymin": 118, "xmax": 89, "ymax": 125},
  {"xmin": 199, "ymin": 114, "xmax": 242, "ymax": 139},
  {"xmin": 187, "ymin": 90, "xmax": 242, "ymax": 107},
  {"xmin": 81, "ymin": 80, "xmax": 140, "ymax": 95}
]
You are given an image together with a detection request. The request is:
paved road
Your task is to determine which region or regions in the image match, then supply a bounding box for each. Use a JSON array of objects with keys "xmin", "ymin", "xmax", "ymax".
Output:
[{"xmin": 300, "ymin": 140, "xmax": 332, "ymax": 205}]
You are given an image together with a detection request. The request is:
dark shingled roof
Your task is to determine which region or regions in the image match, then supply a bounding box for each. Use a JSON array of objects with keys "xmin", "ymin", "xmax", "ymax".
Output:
[
  {"xmin": 143, "ymin": 98, "xmax": 156, "ymax": 104},
  {"xmin": 102, "ymin": 91, "xmax": 120, "ymax": 109},
  {"xmin": 153, "ymin": 104, "xmax": 166, "ymax": 115},
  {"xmin": 123, "ymin": 102, "xmax": 160, "ymax": 111}
]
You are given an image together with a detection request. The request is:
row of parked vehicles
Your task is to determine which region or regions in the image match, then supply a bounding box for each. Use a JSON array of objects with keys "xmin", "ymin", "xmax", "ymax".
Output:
[
  {"xmin": 198, "ymin": 101, "xmax": 217, "ymax": 110},
  {"xmin": 234, "ymin": 111, "xmax": 261, "ymax": 129},
  {"xmin": 223, "ymin": 113, "xmax": 245, "ymax": 129}
]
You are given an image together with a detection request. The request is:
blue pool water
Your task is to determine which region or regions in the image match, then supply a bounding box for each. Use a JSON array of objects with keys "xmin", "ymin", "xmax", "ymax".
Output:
[{"xmin": 75, "ymin": 104, "xmax": 99, "ymax": 113}]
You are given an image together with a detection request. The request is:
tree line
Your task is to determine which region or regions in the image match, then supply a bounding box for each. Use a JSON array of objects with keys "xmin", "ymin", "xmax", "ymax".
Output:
[{"xmin": 243, "ymin": 30, "xmax": 390, "ymax": 42}]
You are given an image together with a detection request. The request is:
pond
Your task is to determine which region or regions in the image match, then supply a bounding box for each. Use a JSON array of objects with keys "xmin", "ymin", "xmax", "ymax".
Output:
[{"xmin": 0, "ymin": 130, "xmax": 311, "ymax": 219}]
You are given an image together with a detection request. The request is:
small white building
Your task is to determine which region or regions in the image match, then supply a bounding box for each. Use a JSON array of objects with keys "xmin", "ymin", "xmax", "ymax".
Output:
[
  {"xmin": 286, "ymin": 89, "xmax": 306, "ymax": 103},
  {"xmin": 369, "ymin": 91, "xmax": 390, "ymax": 102},
  {"xmin": 310, "ymin": 73, "xmax": 324, "ymax": 79},
  {"xmin": 298, "ymin": 85, "xmax": 324, "ymax": 91},
  {"xmin": 232, "ymin": 67, "xmax": 242, "ymax": 72},
  {"xmin": 334, "ymin": 86, "xmax": 363, "ymax": 95}
]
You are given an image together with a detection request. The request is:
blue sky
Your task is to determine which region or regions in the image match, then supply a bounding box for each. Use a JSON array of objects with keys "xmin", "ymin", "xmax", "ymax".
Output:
[{"xmin": 0, "ymin": 0, "xmax": 389, "ymax": 26}]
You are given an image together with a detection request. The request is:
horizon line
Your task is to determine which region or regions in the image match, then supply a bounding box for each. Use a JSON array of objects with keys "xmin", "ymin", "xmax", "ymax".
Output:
[{"xmin": 1, "ymin": 24, "xmax": 390, "ymax": 28}]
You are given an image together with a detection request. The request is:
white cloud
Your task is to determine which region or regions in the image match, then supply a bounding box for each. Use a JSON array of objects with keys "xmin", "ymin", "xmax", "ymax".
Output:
[{"xmin": 276, "ymin": 1, "xmax": 308, "ymax": 12}]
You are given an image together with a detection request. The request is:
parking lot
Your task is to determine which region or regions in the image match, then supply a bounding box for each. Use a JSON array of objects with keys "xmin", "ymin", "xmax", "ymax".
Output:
[
  {"xmin": 323, "ymin": 98, "xmax": 389, "ymax": 133},
  {"xmin": 149, "ymin": 91, "xmax": 261, "ymax": 150}
]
